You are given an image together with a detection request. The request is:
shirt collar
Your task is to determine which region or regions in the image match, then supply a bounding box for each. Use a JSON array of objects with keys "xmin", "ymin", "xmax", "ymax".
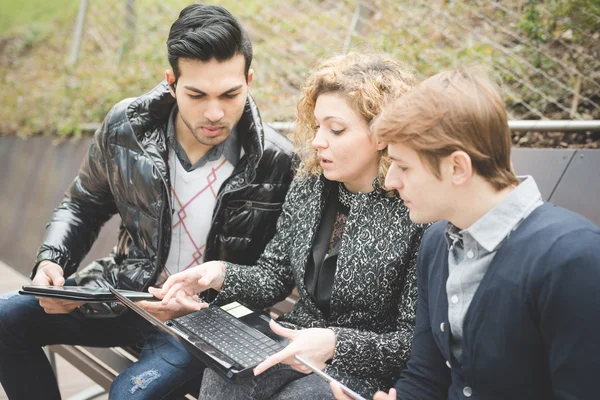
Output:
[{"xmin": 445, "ymin": 176, "xmax": 542, "ymax": 253}]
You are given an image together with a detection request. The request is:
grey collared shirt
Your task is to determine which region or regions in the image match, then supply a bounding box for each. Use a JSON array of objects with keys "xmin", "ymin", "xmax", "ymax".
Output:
[
  {"xmin": 166, "ymin": 105, "xmax": 240, "ymax": 172},
  {"xmin": 445, "ymin": 176, "xmax": 543, "ymax": 362}
]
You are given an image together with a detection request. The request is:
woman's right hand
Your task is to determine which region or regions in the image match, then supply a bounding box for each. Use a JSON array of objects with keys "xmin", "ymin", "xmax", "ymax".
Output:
[{"xmin": 152, "ymin": 261, "xmax": 227, "ymax": 308}]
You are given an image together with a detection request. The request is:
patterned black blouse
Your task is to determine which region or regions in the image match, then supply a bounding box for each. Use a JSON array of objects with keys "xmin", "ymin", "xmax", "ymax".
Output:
[{"xmin": 215, "ymin": 175, "xmax": 426, "ymax": 396}]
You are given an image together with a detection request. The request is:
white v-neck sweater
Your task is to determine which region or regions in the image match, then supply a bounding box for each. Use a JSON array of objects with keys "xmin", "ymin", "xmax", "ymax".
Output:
[{"xmin": 156, "ymin": 148, "xmax": 234, "ymax": 287}]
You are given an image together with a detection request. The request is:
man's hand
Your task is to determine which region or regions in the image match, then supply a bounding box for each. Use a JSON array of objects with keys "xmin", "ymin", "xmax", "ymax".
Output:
[
  {"xmin": 32, "ymin": 261, "xmax": 65, "ymax": 286},
  {"xmin": 31, "ymin": 261, "xmax": 85, "ymax": 314},
  {"xmin": 158, "ymin": 261, "xmax": 227, "ymax": 307},
  {"xmin": 331, "ymin": 383, "xmax": 396, "ymax": 400},
  {"xmin": 253, "ymin": 320, "xmax": 336, "ymax": 376},
  {"xmin": 138, "ymin": 290, "xmax": 208, "ymax": 322}
]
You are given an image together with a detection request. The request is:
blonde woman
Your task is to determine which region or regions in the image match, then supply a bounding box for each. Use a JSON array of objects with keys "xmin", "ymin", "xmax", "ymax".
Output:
[{"xmin": 156, "ymin": 53, "xmax": 426, "ymax": 399}]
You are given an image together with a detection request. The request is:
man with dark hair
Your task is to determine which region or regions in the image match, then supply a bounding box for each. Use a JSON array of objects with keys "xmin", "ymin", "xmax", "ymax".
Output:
[{"xmin": 0, "ymin": 4, "xmax": 294, "ymax": 399}]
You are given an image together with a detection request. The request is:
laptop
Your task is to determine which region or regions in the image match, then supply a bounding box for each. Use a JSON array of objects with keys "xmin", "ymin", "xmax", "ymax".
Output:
[{"xmin": 109, "ymin": 287, "xmax": 288, "ymax": 380}]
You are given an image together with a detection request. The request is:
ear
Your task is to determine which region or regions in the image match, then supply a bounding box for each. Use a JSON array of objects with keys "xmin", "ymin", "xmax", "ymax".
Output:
[
  {"xmin": 247, "ymin": 69, "xmax": 254, "ymax": 87},
  {"xmin": 448, "ymin": 150, "xmax": 472, "ymax": 186},
  {"xmin": 375, "ymin": 140, "xmax": 387, "ymax": 151},
  {"xmin": 165, "ymin": 69, "xmax": 176, "ymax": 98}
]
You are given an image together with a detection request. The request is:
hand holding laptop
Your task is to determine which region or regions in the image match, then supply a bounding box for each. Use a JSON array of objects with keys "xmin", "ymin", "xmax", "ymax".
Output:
[{"xmin": 252, "ymin": 319, "xmax": 336, "ymax": 376}]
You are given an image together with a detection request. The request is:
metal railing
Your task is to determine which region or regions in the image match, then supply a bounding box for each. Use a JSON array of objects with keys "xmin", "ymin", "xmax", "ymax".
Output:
[{"xmin": 270, "ymin": 120, "xmax": 600, "ymax": 134}]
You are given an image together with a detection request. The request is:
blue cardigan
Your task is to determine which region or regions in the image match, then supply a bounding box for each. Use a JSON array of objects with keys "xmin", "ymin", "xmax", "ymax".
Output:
[{"xmin": 395, "ymin": 203, "xmax": 600, "ymax": 400}]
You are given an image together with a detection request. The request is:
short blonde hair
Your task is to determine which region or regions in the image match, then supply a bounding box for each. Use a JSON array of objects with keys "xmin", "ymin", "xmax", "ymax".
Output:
[
  {"xmin": 293, "ymin": 53, "xmax": 417, "ymax": 188},
  {"xmin": 373, "ymin": 66, "xmax": 518, "ymax": 190}
]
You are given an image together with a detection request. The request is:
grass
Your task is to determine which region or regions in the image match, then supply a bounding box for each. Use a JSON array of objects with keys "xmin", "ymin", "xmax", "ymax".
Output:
[{"xmin": 0, "ymin": 0, "xmax": 77, "ymax": 36}]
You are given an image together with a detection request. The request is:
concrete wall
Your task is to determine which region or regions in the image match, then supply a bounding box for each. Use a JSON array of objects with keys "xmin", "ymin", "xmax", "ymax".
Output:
[{"xmin": 0, "ymin": 137, "xmax": 119, "ymax": 276}]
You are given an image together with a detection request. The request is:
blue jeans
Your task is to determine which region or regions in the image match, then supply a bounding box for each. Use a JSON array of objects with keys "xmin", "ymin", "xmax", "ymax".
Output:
[
  {"xmin": 0, "ymin": 289, "xmax": 204, "ymax": 399},
  {"xmin": 199, "ymin": 365, "xmax": 335, "ymax": 400}
]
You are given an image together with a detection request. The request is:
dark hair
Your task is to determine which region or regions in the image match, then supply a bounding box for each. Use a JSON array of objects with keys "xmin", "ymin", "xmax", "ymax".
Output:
[{"xmin": 167, "ymin": 4, "xmax": 253, "ymax": 80}]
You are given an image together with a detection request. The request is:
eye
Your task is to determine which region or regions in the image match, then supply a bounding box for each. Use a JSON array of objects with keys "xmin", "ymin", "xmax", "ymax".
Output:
[
  {"xmin": 393, "ymin": 162, "xmax": 408, "ymax": 172},
  {"xmin": 330, "ymin": 122, "xmax": 345, "ymax": 135},
  {"xmin": 188, "ymin": 93, "xmax": 204, "ymax": 100},
  {"xmin": 223, "ymin": 93, "xmax": 240, "ymax": 99}
]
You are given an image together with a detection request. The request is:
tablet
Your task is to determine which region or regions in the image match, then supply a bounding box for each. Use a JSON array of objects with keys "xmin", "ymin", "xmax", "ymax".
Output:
[
  {"xmin": 294, "ymin": 355, "xmax": 367, "ymax": 400},
  {"xmin": 20, "ymin": 285, "xmax": 156, "ymax": 302}
]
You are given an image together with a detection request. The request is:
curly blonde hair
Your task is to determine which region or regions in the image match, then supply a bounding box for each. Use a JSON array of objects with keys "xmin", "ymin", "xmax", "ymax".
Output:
[{"xmin": 293, "ymin": 53, "xmax": 417, "ymax": 188}]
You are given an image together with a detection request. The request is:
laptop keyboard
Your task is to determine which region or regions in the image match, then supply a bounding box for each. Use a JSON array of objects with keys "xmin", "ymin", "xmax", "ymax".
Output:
[{"xmin": 176, "ymin": 307, "xmax": 285, "ymax": 369}]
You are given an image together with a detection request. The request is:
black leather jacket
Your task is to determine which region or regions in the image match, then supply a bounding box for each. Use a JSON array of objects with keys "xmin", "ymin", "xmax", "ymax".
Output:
[{"xmin": 33, "ymin": 81, "xmax": 294, "ymax": 315}]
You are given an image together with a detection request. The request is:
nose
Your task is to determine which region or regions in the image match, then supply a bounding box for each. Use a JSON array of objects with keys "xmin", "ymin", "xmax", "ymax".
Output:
[
  {"xmin": 311, "ymin": 128, "xmax": 327, "ymax": 149},
  {"xmin": 204, "ymin": 101, "xmax": 224, "ymax": 123},
  {"xmin": 384, "ymin": 170, "xmax": 402, "ymax": 192}
]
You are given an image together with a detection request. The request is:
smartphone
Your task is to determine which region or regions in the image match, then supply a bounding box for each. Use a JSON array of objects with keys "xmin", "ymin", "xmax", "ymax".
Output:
[{"xmin": 294, "ymin": 355, "xmax": 367, "ymax": 400}]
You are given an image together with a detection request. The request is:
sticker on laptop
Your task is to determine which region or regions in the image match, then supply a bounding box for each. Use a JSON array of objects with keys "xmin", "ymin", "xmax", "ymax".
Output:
[{"xmin": 221, "ymin": 301, "xmax": 253, "ymax": 318}]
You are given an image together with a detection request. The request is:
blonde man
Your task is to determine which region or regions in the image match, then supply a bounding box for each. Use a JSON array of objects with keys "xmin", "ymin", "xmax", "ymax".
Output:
[{"xmin": 334, "ymin": 67, "xmax": 600, "ymax": 400}]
